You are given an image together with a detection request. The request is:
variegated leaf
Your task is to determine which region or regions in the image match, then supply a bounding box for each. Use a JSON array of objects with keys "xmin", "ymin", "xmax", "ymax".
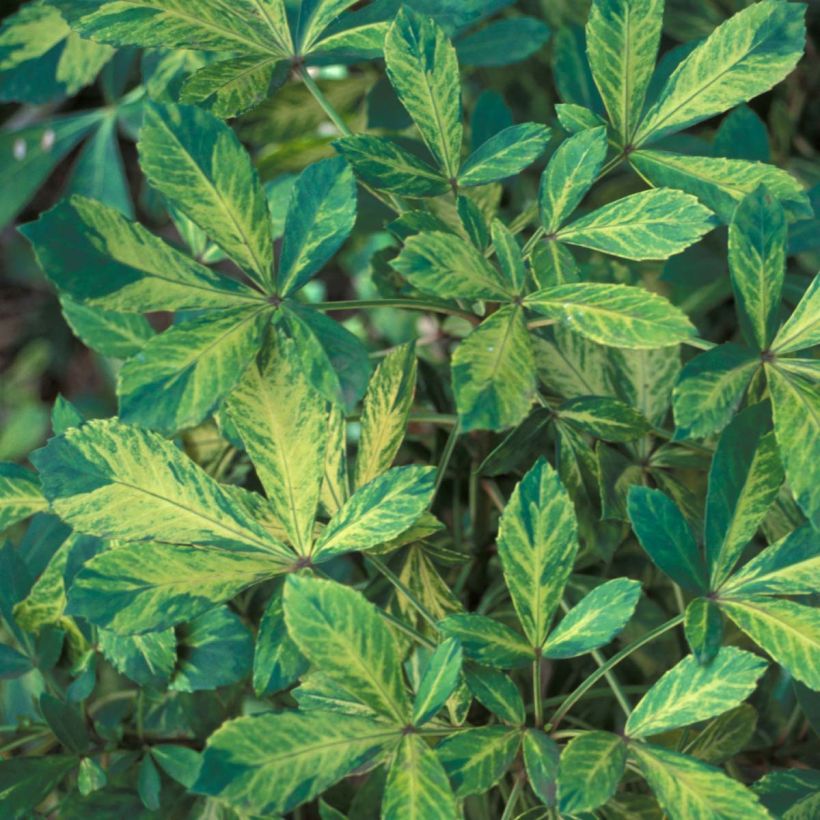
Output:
[{"xmin": 0, "ymin": 463, "xmax": 47, "ymax": 530}]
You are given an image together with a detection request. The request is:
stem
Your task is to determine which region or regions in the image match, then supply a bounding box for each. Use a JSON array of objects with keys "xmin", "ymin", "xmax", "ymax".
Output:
[
  {"xmin": 550, "ymin": 613, "xmax": 684, "ymax": 730},
  {"xmin": 366, "ymin": 555, "xmax": 440, "ymax": 634},
  {"xmin": 311, "ymin": 298, "xmax": 475, "ymax": 321},
  {"xmin": 500, "ymin": 777, "xmax": 524, "ymax": 820},
  {"xmin": 433, "ymin": 421, "xmax": 461, "ymax": 500},
  {"xmin": 683, "ymin": 336, "xmax": 717, "ymax": 351},
  {"xmin": 379, "ymin": 608, "xmax": 436, "ymax": 650},
  {"xmin": 590, "ymin": 647, "xmax": 631, "ymax": 718},
  {"xmin": 299, "ymin": 66, "xmax": 352, "ymax": 136},
  {"xmin": 533, "ymin": 656, "xmax": 544, "ymax": 728}
]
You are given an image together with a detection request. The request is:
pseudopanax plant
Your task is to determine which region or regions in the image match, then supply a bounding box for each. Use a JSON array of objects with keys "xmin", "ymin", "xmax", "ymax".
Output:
[{"xmin": 0, "ymin": 0, "xmax": 818, "ymax": 817}]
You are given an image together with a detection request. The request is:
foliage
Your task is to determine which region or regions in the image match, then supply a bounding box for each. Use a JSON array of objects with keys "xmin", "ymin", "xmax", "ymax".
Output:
[{"xmin": 1, "ymin": 0, "xmax": 818, "ymax": 818}]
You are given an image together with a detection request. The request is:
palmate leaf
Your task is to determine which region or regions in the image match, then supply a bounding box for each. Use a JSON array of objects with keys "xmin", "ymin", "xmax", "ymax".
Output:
[
  {"xmin": 719, "ymin": 598, "xmax": 820, "ymax": 691},
  {"xmin": 412, "ymin": 637, "xmax": 462, "ymax": 726},
  {"xmin": 728, "ymin": 186, "xmax": 786, "ymax": 351},
  {"xmin": 284, "ymin": 574, "xmax": 411, "ymax": 722},
  {"xmin": 452, "ymin": 305, "xmax": 536, "ymax": 432},
  {"xmin": 631, "ymin": 743, "xmax": 769, "ymax": 820},
  {"xmin": 384, "ymin": 8, "xmax": 462, "ymax": 179},
  {"xmin": 436, "ymin": 726, "xmax": 520, "ymax": 798},
  {"xmin": 539, "ymin": 126, "xmax": 608, "ymax": 234},
  {"xmin": 543, "ymin": 578, "xmax": 641, "ymax": 659},
  {"xmin": 277, "ymin": 155, "xmax": 357, "ymax": 297},
  {"xmin": 296, "ymin": 0, "xmax": 360, "ymax": 53},
  {"xmin": 525, "ymin": 282, "xmax": 696, "ymax": 349},
  {"xmin": 31, "ymin": 418, "xmax": 285, "ymax": 555},
  {"xmin": 68, "ymin": 542, "xmax": 288, "ymax": 633},
  {"xmin": 20, "ymin": 196, "xmax": 264, "ymax": 312},
  {"xmin": 625, "ymin": 647, "xmax": 767, "ymax": 739},
  {"xmin": 496, "ymin": 457, "xmax": 578, "ymax": 649},
  {"xmin": 226, "ymin": 335, "xmax": 329, "ymax": 555},
  {"xmin": 312, "ymin": 465, "xmax": 435, "ymax": 559},
  {"xmin": 557, "ymin": 732, "xmax": 626, "ymax": 814},
  {"xmin": 672, "ymin": 343, "xmax": 759, "ymax": 440},
  {"xmin": 457, "ymin": 123, "xmax": 551, "ymax": 188},
  {"xmin": 0, "ymin": 463, "xmax": 47, "ymax": 530},
  {"xmin": 633, "ymin": 0, "xmax": 806, "ymax": 147},
  {"xmin": 383, "ymin": 734, "xmax": 458, "ymax": 820},
  {"xmin": 138, "ymin": 102, "xmax": 274, "ymax": 288},
  {"xmin": 630, "ymin": 149, "xmax": 812, "ymax": 223},
  {"xmin": 118, "ymin": 306, "xmax": 268, "ymax": 434},
  {"xmin": 766, "ymin": 366, "xmax": 820, "ymax": 528},
  {"xmin": 772, "ymin": 274, "xmax": 819, "ymax": 355},
  {"xmin": 196, "ymin": 710, "xmax": 398, "ymax": 816},
  {"xmin": 586, "ymin": 0, "xmax": 663, "ymax": 145},
  {"xmin": 555, "ymin": 188, "xmax": 715, "ymax": 260}
]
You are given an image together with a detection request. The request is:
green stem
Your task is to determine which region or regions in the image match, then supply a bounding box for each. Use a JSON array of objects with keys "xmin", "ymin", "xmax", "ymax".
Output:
[
  {"xmin": 378, "ymin": 608, "xmax": 436, "ymax": 650},
  {"xmin": 311, "ymin": 298, "xmax": 475, "ymax": 321},
  {"xmin": 500, "ymin": 777, "xmax": 524, "ymax": 820},
  {"xmin": 433, "ymin": 421, "xmax": 461, "ymax": 500},
  {"xmin": 550, "ymin": 613, "xmax": 684, "ymax": 730},
  {"xmin": 533, "ymin": 656, "xmax": 544, "ymax": 728},
  {"xmin": 366, "ymin": 555, "xmax": 440, "ymax": 634},
  {"xmin": 299, "ymin": 66, "xmax": 352, "ymax": 136}
]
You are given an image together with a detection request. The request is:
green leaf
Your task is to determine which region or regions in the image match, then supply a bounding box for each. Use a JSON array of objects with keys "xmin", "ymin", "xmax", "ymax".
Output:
[
  {"xmin": 39, "ymin": 693, "xmax": 90, "ymax": 754},
  {"xmin": 634, "ymin": 0, "xmax": 806, "ymax": 146},
  {"xmin": 355, "ymin": 342, "xmax": 417, "ymax": 488},
  {"xmin": 557, "ymin": 732, "xmax": 626, "ymax": 814},
  {"xmin": 558, "ymin": 396, "xmax": 651, "ymax": 442},
  {"xmin": 253, "ymin": 588, "xmax": 306, "ymax": 695},
  {"xmin": 491, "ymin": 220, "xmax": 526, "ymax": 295},
  {"xmin": 180, "ymin": 55, "xmax": 285, "ymax": 118},
  {"xmin": 672, "ymin": 343, "xmax": 759, "ymax": 440},
  {"xmin": 391, "ymin": 231, "xmax": 512, "ymax": 301},
  {"xmin": 705, "ymin": 403, "xmax": 784, "ymax": 587},
  {"xmin": 0, "ymin": 756, "xmax": 77, "ymax": 819},
  {"xmin": 98, "ymin": 628, "xmax": 176, "ymax": 687},
  {"xmin": 463, "ymin": 665, "xmax": 525, "ymax": 726},
  {"xmin": 631, "ymin": 743, "xmax": 769, "ymax": 820},
  {"xmin": 296, "ymin": 0, "xmax": 358, "ymax": 53},
  {"xmin": 32, "ymin": 418, "xmax": 286, "ymax": 555},
  {"xmin": 684, "ymin": 598, "xmax": 724, "ymax": 665},
  {"xmin": 56, "ymin": 0, "xmax": 288, "ymax": 53},
  {"xmin": 719, "ymin": 598, "xmax": 820, "ymax": 691},
  {"xmin": 458, "ymin": 123, "xmax": 550, "ymax": 187},
  {"xmin": 753, "ymin": 769, "xmax": 820, "ymax": 818},
  {"xmin": 118, "ymin": 307, "xmax": 267, "ymax": 434},
  {"xmin": 728, "ymin": 186, "xmax": 786, "ymax": 351},
  {"xmin": 69, "ymin": 541, "xmax": 286, "ymax": 633},
  {"xmin": 523, "ymin": 730, "xmax": 559, "ymax": 807},
  {"xmin": 721, "ymin": 524, "xmax": 819, "ymax": 597},
  {"xmin": 496, "ymin": 457, "xmax": 579, "ymax": 648},
  {"xmin": 383, "ymin": 734, "xmax": 458, "ymax": 820},
  {"xmin": 525, "ymin": 282, "xmax": 696, "ymax": 349},
  {"xmin": 439, "ymin": 613, "xmax": 532, "ymax": 669},
  {"xmin": 0, "ymin": 462, "xmax": 47, "ymax": 530},
  {"xmin": 412, "ymin": 637, "xmax": 462, "ymax": 726},
  {"xmin": 334, "ymin": 135, "xmax": 450, "ymax": 198},
  {"xmin": 312, "ymin": 465, "xmax": 435, "ymax": 559},
  {"xmin": 278, "ymin": 156, "xmax": 357, "ymax": 296},
  {"xmin": 284, "ymin": 574, "xmax": 411, "ymax": 721},
  {"xmin": 77, "ymin": 758, "xmax": 107, "ymax": 796},
  {"xmin": 625, "ymin": 647, "xmax": 767, "ymax": 738},
  {"xmin": 384, "ymin": 8, "xmax": 462, "ymax": 179},
  {"xmin": 630, "ymin": 149, "xmax": 812, "ymax": 223},
  {"xmin": 538, "ymin": 126, "xmax": 608, "ymax": 234},
  {"xmin": 556, "ymin": 188, "xmax": 715, "ymax": 260},
  {"xmin": 20, "ymin": 196, "xmax": 262, "ymax": 312},
  {"xmin": 59, "ymin": 297, "xmax": 154, "ymax": 359},
  {"xmin": 456, "ymin": 17, "xmax": 550, "ymax": 68},
  {"xmin": 0, "ymin": 643, "xmax": 33, "ymax": 680},
  {"xmin": 586, "ymin": 0, "xmax": 663, "ymax": 145},
  {"xmin": 195, "ymin": 710, "xmax": 395, "ymax": 815},
  {"xmin": 766, "ymin": 366, "xmax": 820, "ymax": 528},
  {"xmin": 452, "ymin": 306, "xmax": 536, "ymax": 432},
  {"xmin": 151, "ymin": 745, "xmax": 202, "ymax": 789},
  {"xmin": 171, "ymin": 606, "xmax": 253, "ymax": 692},
  {"xmin": 436, "ymin": 726, "xmax": 520, "ymax": 798},
  {"xmin": 544, "ymin": 578, "xmax": 641, "ymax": 658},
  {"xmin": 685, "ymin": 704, "xmax": 757, "ymax": 765},
  {"xmin": 772, "ymin": 275, "xmax": 819, "ymax": 354},
  {"xmin": 226, "ymin": 335, "xmax": 329, "ymax": 554},
  {"xmin": 138, "ymin": 102, "xmax": 273, "ymax": 287}
]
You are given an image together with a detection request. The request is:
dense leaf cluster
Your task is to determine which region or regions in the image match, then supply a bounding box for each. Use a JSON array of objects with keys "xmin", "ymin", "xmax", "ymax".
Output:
[{"xmin": 0, "ymin": 1, "xmax": 818, "ymax": 818}]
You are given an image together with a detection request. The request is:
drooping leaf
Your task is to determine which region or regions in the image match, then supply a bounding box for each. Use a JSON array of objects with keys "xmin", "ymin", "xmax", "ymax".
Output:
[
  {"xmin": 557, "ymin": 732, "xmax": 627, "ymax": 814},
  {"xmin": 625, "ymin": 647, "xmax": 767, "ymax": 738},
  {"xmin": 0, "ymin": 463, "xmax": 47, "ymax": 531},
  {"xmin": 195, "ymin": 710, "xmax": 397, "ymax": 816},
  {"xmin": 538, "ymin": 126, "xmax": 608, "ymax": 234},
  {"xmin": 226, "ymin": 336, "xmax": 329, "ymax": 554},
  {"xmin": 384, "ymin": 8, "xmax": 463, "ymax": 179},
  {"xmin": 412, "ymin": 637, "xmax": 462, "ymax": 726},
  {"xmin": 284, "ymin": 574, "xmax": 411, "ymax": 721},
  {"xmin": 436, "ymin": 726, "xmax": 520, "ymax": 798},
  {"xmin": 544, "ymin": 578, "xmax": 641, "ymax": 658},
  {"xmin": 383, "ymin": 734, "xmax": 458, "ymax": 820},
  {"xmin": 438, "ymin": 613, "xmax": 532, "ymax": 669},
  {"xmin": 634, "ymin": 1, "xmax": 806, "ymax": 146},
  {"xmin": 458, "ymin": 123, "xmax": 550, "ymax": 187},
  {"xmin": 555, "ymin": 188, "xmax": 715, "ymax": 260},
  {"xmin": 586, "ymin": 0, "xmax": 663, "ymax": 145},
  {"xmin": 452, "ymin": 306, "xmax": 536, "ymax": 432},
  {"xmin": 728, "ymin": 186, "xmax": 786, "ymax": 351},
  {"xmin": 496, "ymin": 457, "xmax": 579, "ymax": 648},
  {"xmin": 138, "ymin": 102, "xmax": 274, "ymax": 287},
  {"xmin": 525, "ymin": 282, "xmax": 696, "ymax": 349}
]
